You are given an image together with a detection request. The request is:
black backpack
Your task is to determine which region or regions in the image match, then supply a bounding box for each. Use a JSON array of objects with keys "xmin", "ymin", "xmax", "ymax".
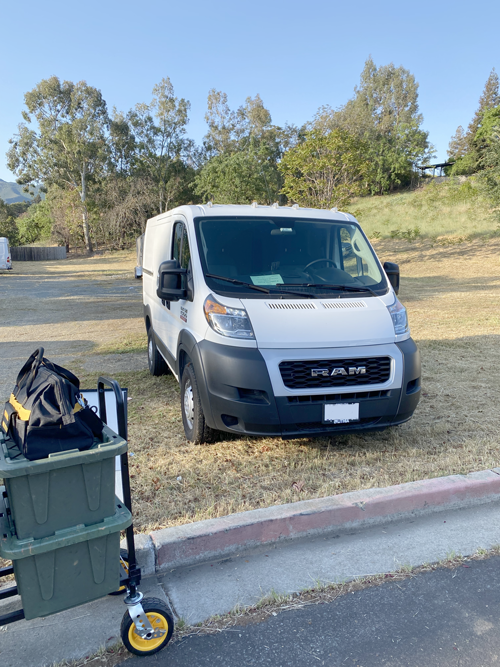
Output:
[{"xmin": 1, "ymin": 348, "xmax": 104, "ymax": 461}]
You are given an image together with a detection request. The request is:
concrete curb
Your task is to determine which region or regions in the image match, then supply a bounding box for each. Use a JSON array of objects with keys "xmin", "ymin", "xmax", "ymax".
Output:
[{"xmin": 132, "ymin": 468, "xmax": 500, "ymax": 576}]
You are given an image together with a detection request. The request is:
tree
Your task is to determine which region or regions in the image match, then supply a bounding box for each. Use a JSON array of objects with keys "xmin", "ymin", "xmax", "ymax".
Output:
[
  {"xmin": 0, "ymin": 198, "xmax": 20, "ymax": 246},
  {"xmin": 7, "ymin": 77, "xmax": 110, "ymax": 252},
  {"xmin": 129, "ymin": 78, "xmax": 191, "ymax": 213},
  {"xmin": 235, "ymin": 94, "xmax": 273, "ymax": 142},
  {"xmin": 93, "ymin": 175, "xmax": 157, "ymax": 247},
  {"xmin": 477, "ymin": 108, "xmax": 500, "ymax": 216},
  {"xmin": 198, "ymin": 90, "xmax": 300, "ymax": 204},
  {"xmin": 278, "ymin": 128, "xmax": 370, "ymax": 209},
  {"xmin": 108, "ymin": 108, "xmax": 137, "ymax": 176},
  {"xmin": 16, "ymin": 199, "xmax": 53, "ymax": 244},
  {"xmin": 474, "ymin": 106, "xmax": 500, "ymax": 152},
  {"xmin": 204, "ymin": 89, "xmax": 238, "ymax": 156},
  {"xmin": 447, "ymin": 125, "xmax": 468, "ymax": 161},
  {"xmin": 448, "ymin": 69, "xmax": 500, "ymax": 175},
  {"xmin": 314, "ymin": 57, "xmax": 432, "ymax": 193},
  {"xmin": 44, "ymin": 185, "xmax": 87, "ymax": 250},
  {"xmin": 196, "ymin": 139, "xmax": 280, "ymax": 204},
  {"xmin": 467, "ymin": 68, "xmax": 500, "ymax": 146}
]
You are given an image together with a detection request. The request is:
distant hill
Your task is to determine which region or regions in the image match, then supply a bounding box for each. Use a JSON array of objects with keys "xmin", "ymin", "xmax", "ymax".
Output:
[{"xmin": 0, "ymin": 179, "xmax": 42, "ymax": 204}]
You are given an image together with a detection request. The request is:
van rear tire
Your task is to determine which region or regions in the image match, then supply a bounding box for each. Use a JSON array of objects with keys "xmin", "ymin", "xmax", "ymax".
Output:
[
  {"xmin": 148, "ymin": 329, "xmax": 169, "ymax": 376},
  {"xmin": 181, "ymin": 363, "xmax": 216, "ymax": 444}
]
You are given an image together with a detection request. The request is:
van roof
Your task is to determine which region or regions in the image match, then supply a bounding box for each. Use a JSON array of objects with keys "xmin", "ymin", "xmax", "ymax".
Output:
[{"xmin": 147, "ymin": 204, "xmax": 357, "ymax": 225}]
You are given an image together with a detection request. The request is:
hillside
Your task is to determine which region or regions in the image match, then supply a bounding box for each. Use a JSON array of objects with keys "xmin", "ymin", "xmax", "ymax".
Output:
[
  {"xmin": 0, "ymin": 179, "xmax": 41, "ymax": 204},
  {"xmin": 353, "ymin": 177, "xmax": 496, "ymax": 242}
]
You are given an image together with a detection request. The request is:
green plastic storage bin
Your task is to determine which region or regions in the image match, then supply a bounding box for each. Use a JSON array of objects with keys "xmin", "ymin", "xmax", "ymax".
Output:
[
  {"xmin": 0, "ymin": 491, "xmax": 131, "ymax": 620},
  {"xmin": 0, "ymin": 427, "xmax": 127, "ymax": 540}
]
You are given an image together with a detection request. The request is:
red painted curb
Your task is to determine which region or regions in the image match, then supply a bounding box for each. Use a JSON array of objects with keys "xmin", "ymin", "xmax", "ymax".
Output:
[{"xmin": 150, "ymin": 469, "xmax": 500, "ymax": 572}]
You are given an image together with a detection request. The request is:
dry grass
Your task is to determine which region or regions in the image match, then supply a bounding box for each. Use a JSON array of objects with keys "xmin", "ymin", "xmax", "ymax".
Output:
[
  {"xmin": 2, "ymin": 215, "xmax": 500, "ymax": 535},
  {"xmin": 72, "ymin": 237, "xmax": 500, "ymax": 533},
  {"xmin": 47, "ymin": 643, "xmax": 129, "ymax": 667},
  {"xmin": 0, "ymin": 249, "xmax": 136, "ymax": 279}
]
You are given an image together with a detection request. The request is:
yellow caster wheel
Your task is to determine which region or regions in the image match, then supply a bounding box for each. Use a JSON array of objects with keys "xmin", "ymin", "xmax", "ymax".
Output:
[
  {"xmin": 109, "ymin": 549, "xmax": 129, "ymax": 596},
  {"xmin": 120, "ymin": 597, "xmax": 174, "ymax": 656}
]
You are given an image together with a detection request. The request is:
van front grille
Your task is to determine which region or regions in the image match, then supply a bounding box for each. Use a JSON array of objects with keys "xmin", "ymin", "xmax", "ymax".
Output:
[{"xmin": 279, "ymin": 357, "xmax": 391, "ymax": 389}]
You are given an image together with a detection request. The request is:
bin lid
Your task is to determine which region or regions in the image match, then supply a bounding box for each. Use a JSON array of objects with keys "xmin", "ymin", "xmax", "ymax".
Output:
[
  {"xmin": 0, "ymin": 426, "xmax": 127, "ymax": 478},
  {"xmin": 0, "ymin": 493, "xmax": 132, "ymax": 560}
]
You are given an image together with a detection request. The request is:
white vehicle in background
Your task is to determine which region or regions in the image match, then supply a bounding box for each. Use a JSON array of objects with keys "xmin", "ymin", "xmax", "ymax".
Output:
[
  {"xmin": 0, "ymin": 237, "xmax": 12, "ymax": 270},
  {"xmin": 142, "ymin": 204, "xmax": 421, "ymax": 443},
  {"xmin": 135, "ymin": 234, "xmax": 144, "ymax": 279}
]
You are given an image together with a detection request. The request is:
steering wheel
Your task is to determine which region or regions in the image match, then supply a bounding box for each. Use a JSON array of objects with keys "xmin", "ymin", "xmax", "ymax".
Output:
[{"xmin": 304, "ymin": 258, "xmax": 337, "ymax": 272}]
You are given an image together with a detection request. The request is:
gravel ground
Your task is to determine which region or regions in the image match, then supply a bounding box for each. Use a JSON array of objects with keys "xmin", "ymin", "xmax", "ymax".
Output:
[{"xmin": 0, "ymin": 252, "xmax": 146, "ymax": 401}]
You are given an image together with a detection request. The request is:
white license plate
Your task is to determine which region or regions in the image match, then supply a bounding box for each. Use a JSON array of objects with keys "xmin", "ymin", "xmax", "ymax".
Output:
[{"xmin": 324, "ymin": 403, "xmax": 359, "ymax": 424}]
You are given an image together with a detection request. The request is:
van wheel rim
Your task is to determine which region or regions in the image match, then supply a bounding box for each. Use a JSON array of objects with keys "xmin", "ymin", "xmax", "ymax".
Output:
[
  {"xmin": 184, "ymin": 383, "xmax": 194, "ymax": 429},
  {"xmin": 148, "ymin": 339, "xmax": 153, "ymax": 364}
]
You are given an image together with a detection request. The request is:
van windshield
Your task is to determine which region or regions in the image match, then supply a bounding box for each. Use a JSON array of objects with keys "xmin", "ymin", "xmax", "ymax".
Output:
[{"xmin": 194, "ymin": 216, "xmax": 387, "ymax": 297}]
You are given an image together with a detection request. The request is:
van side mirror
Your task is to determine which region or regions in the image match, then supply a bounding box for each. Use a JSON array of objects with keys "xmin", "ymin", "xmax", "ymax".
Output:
[
  {"xmin": 157, "ymin": 260, "xmax": 187, "ymax": 301},
  {"xmin": 383, "ymin": 261, "xmax": 400, "ymax": 294}
]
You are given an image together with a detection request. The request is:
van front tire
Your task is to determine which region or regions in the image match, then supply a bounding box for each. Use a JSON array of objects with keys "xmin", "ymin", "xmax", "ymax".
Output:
[
  {"xmin": 181, "ymin": 363, "xmax": 215, "ymax": 444},
  {"xmin": 148, "ymin": 330, "xmax": 169, "ymax": 376}
]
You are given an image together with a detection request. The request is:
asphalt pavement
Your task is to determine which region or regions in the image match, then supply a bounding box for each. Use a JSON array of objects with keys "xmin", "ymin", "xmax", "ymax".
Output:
[
  {"xmin": 4, "ymin": 499, "xmax": 500, "ymax": 666},
  {"xmin": 122, "ymin": 555, "xmax": 500, "ymax": 667}
]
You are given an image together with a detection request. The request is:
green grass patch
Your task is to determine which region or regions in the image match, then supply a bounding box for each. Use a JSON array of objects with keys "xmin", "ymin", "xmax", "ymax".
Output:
[
  {"xmin": 353, "ymin": 177, "xmax": 497, "ymax": 242},
  {"xmin": 93, "ymin": 333, "xmax": 147, "ymax": 355}
]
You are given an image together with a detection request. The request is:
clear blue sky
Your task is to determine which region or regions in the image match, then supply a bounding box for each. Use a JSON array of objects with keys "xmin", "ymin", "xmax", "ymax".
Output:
[{"xmin": 1, "ymin": 0, "xmax": 498, "ymax": 183}]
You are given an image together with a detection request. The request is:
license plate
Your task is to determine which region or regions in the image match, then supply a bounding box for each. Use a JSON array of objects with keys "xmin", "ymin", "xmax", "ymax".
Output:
[{"xmin": 324, "ymin": 403, "xmax": 359, "ymax": 424}]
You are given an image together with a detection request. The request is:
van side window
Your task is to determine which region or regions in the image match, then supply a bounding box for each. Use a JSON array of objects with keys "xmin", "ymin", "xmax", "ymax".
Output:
[
  {"xmin": 172, "ymin": 221, "xmax": 194, "ymax": 301},
  {"xmin": 180, "ymin": 226, "xmax": 191, "ymax": 270},
  {"xmin": 172, "ymin": 223, "xmax": 183, "ymax": 263},
  {"xmin": 340, "ymin": 227, "xmax": 359, "ymax": 277},
  {"xmin": 339, "ymin": 226, "xmax": 380, "ymax": 283}
]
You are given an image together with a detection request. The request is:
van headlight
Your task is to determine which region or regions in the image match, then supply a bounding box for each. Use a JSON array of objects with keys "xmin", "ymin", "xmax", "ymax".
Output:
[
  {"xmin": 387, "ymin": 297, "xmax": 409, "ymax": 335},
  {"xmin": 204, "ymin": 295, "xmax": 255, "ymax": 339}
]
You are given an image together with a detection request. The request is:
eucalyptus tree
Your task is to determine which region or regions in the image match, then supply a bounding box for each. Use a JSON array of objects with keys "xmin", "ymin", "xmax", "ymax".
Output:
[
  {"xmin": 109, "ymin": 108, "xmax": 137, "ymax": 176},
  {"xmin": 7, "ymin": 76, "xmax": 110, "ymax": 252},
  {"xmin": 129, "ymin": 78, "xmax": 191, "ymax": 213},
  {"xmin": 198, "ymin": 90, "xmax": 300, "ymax": 204}
]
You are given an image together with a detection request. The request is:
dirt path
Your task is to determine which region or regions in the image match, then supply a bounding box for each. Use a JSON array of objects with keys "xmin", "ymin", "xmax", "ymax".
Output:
[{"xmin": 0, "ymin": 251, "xmax": 147, "ymax": 401}]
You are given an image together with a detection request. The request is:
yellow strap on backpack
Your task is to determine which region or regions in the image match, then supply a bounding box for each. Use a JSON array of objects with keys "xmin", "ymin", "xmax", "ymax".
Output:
[
  {"xmin": 8, "ymin": 392, "xmax": 83, "ymax": 423},
  {"xmin": 8, "ymin": 394, "xmax": 31, "ymax": 421}
]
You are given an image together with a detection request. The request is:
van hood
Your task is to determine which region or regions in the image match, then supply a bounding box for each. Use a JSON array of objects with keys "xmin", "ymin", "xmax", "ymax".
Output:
[{"xmin": 242, "ymin": 297, "xmax": 395, "ymax": 349}]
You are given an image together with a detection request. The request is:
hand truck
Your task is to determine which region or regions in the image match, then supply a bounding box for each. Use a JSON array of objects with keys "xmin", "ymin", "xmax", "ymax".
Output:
[{"xmin": 0, "ymin": 376, "xmax": 174, "ymax": 657}]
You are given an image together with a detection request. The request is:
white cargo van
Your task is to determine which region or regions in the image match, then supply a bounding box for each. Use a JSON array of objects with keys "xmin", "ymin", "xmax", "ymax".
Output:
[
  {"xmin": 142, "ymin": 204, "xmax": 420, "ymax": 443},
  {"xmin": 0, "ymin": 238, "xmax": 12, "ymax": 270}
]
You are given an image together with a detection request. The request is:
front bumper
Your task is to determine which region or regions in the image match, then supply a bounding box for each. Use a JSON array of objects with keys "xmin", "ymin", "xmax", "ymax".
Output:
[{"xmin": 194, "ymin": 338, "xmax": 420, "ymax": 438}]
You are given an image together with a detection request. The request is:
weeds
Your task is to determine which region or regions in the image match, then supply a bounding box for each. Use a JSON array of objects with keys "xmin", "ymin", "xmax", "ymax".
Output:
[
  {"xmin": 47, "ymin": 642, "xmax": 128, "ymax": 667},
  {"xmin": 390, "ymin": 226, "xmax": 421, "ymax": 242}
]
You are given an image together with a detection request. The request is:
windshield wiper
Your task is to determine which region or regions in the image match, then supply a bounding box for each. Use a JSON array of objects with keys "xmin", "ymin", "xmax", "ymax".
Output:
[
  {"xmin": 205, "ymin": 273, "xmax": 270, "ymax": 293},
  {"xmin": 282, "ymin": 283, "xmax": 380, "ymax": 297},
  {"xmin": 205, "ymin": 274, "xmax": 316, "ymax": 298}
]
